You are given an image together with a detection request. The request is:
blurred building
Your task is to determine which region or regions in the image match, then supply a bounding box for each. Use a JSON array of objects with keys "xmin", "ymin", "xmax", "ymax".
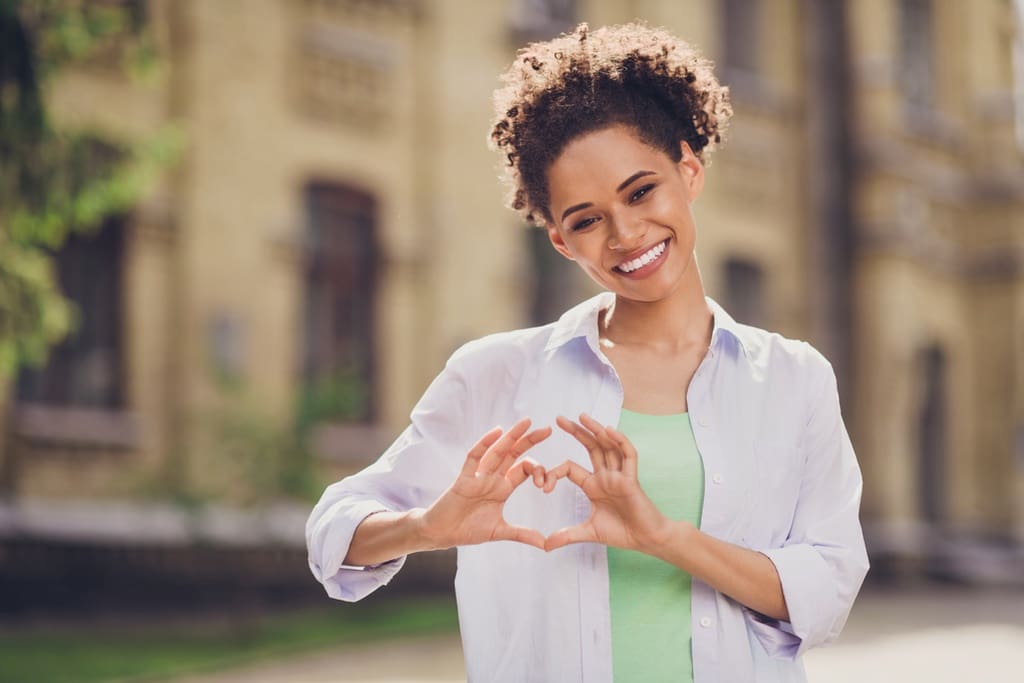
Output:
[{"xmin": 1, "ymin": 0, "xmax": 1022, "ymax": 584}]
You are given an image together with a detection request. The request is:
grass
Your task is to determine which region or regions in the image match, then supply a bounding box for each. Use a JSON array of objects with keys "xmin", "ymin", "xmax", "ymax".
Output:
[{"xmin": 0, "ymin": 596, "xmax": 459, "ymax": 683}]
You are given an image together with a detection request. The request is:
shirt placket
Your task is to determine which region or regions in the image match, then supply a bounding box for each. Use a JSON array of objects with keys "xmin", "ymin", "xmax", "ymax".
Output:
[
  {"xmin": 687, "ymin": 342, "xmax": 723, "ymax": 682},
  {"xmin": 577, "ymin": 344, "xmax": 622, "ymax": 683}
]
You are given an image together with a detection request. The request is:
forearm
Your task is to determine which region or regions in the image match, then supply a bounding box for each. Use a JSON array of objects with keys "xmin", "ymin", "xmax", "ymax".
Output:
[
  {"xmin": 343, "ymin": 508, "xmax": 438, "ymax": 567},
  {"xmin": 647, "ymin": 520, "xmax": 790, "ymax": 622}
]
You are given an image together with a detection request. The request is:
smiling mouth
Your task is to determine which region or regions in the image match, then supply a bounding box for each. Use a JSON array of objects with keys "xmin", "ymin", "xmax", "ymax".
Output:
[{"xmin": 613, "ymin": 238, "xmax": 669, "ymax": 274}]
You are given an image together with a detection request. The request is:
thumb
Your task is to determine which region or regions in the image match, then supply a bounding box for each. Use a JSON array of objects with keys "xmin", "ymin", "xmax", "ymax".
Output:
[
  {"xmin": 544, "ymin": 523, "xmax": 596, "ymax": 552},
  {"xmin": 494, "ymin": 522, "xmax": 546, "ymax": 550}
]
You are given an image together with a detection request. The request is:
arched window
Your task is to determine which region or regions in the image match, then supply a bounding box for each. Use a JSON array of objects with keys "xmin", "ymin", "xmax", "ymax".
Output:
[{"xmin": 300, "ymin": 182, "xmax": 378, "ymax": 424}]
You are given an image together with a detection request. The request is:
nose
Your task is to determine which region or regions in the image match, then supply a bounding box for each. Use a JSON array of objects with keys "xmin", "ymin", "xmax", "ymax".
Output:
[{"xmin": 607, "ymin": 213, "xmax": 648, "ymax": 252}]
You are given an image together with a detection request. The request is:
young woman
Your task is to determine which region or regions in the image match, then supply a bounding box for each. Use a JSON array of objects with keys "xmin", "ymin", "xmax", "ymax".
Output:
[{"xmin": 307, "ymin": 22, "xmax": 869, "ymax": 683}]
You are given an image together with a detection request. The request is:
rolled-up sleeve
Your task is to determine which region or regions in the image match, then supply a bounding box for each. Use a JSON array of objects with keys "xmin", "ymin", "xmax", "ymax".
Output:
[
  {"xmin": 751, "ymin": 354, "xmax": 870, "ymax": 658},
  {"xmin": 305, "ymin": 354, "xmax": 475, "ymax": 602}
]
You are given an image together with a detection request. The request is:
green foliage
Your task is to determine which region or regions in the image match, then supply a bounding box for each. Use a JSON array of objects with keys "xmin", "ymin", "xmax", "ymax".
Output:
[
  {"xmin": 173, "ymin": 369, "xmax": 368, "ymax": 507},
  {"xmin": 192, "ymin": 395, "xmax": 316, "ymax": 507},
  {"xmin": 296, "ymin": 367, "xmax": 370, "ymax": 432},
  {"xmin": 0, "ymin": 0, "xmax": 180, "ymax": 379}
]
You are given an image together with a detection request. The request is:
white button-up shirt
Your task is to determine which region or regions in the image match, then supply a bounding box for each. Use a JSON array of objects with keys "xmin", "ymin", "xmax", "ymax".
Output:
[{"xmin": 306, "ymin": 291, "xmax": 870, "ymax": 682}]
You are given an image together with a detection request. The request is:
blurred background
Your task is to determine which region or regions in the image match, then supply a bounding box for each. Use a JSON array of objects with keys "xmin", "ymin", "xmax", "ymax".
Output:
[{"xmin": 1, "ymin": 0, "xmax": 1022, "ymax": 681}]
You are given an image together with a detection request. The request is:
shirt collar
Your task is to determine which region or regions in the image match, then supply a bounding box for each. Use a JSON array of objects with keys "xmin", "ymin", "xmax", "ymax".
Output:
[{"xmin": 544, "ymin": 290, "xmax": 754, "ymax": 358}]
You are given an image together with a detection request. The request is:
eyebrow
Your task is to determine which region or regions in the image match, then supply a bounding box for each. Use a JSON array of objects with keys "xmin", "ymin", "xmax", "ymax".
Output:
[
  {"xmin": 616, "ymin": 170, "xmax": 656, "ymax": 193},
  {"xmin": 559, "ymin": 170, "xmax": 658, "ymax": 222}
]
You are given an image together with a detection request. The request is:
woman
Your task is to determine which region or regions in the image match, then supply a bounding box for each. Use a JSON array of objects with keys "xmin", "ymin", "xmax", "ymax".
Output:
[{"xmin": 306, "ymin": 22, "xmax": 868, "ymax": 682}]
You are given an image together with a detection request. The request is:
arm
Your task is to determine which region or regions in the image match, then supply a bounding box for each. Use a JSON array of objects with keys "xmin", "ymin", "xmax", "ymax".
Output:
[
  {"xmin": 543, "ymin": 415, "xmax": 788, "ymax": 621},
  {"xmin": 746, "ymin": 356, "xmax": 870, "ymax": 657},
  {"xmin": 649, "ymin": 521, "xmax": 788, "ymax": 621},
  {"xmin": 305, "ymin": 361, "xmax": 469, "ymax": 601},
  {"xmin": 543, "ymin": 354, "xmax": 870, "ymax": 658},
  {"xmin": 305, "ymin": 354, "xmax": 549, "ymax": 601},
  {"xmin": 342, "ymin": 509, "xmax": 433, "ymax": 568},
  {"xmin": 342, "ymin": 422, "xmax": 550, "ymax": 567}
]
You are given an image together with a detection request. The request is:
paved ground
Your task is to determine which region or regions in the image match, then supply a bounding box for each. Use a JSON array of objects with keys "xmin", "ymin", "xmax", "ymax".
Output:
[{"xmin": 175, "ymin": 584, "xmax": 1024, "ymax": 682}]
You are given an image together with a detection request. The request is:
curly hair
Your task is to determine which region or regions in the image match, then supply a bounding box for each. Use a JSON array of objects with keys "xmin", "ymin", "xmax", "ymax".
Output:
[{"xmin": 489, "ymin": 21, "xmax": 733, "ymax": 227}]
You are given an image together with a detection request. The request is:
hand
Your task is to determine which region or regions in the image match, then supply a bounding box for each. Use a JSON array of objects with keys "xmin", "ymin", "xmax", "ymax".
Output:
[
  {"xmin": 420, "ymin": 418, "xmax": 552, "ymax": 551},
  {"xmin": 542, "ymin": 413, "xmax": 673, "ymax": 553}
]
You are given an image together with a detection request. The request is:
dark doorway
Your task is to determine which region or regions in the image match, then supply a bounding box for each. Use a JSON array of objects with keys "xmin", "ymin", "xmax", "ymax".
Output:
[
  {"xmin": 301, "ymin": 183, "xmax": 378, "ymax": 423},
  {"xmin": 917, "ymin": 344, "xmax": 948, "ymax": 526}
]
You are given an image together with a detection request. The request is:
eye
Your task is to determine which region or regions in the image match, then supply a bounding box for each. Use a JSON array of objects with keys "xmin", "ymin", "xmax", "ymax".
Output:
[
  {"xmin": 571, "ymin": 216, "xmax": 599, "ymax": 231},
  {"xmin": 629, "ymin": 183, "xmax": 655, "ymax": 203}
]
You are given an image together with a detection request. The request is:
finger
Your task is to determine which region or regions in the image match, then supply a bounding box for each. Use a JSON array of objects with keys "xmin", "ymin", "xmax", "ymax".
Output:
[
  {"xmin": 556, "ymin": 415, "xmax": 607, "ymax": 470},
  {"xmin": 544, "ymin": 460, "xmax": 591, "ymax": 493},
  {"xmin": 460, "ymin": 426, "xmax": 504, "ymax": 478},
  {"xmin": 585, "ymin": 420, "xmax": 624, "ymax": 472},
  {"xmin": 576, "ymin": 415, "xmax": 617, "ymax": 471},
  {"xmin": 556, "ymin": 415, "xmax": 600, "ymax": 450},
  {"xmin": 532, "ymin": 462, "xmax": 546, "ymax": 488},
  {"xmin": 543, "ymin": 460, "xmax": 570, "ymax": 493},
  {"xmin": 578, "ymin": 413, "xmax": 616, "ymax": 447},
  {"xmin": 543, "ymin": 461, "xmax": 567, "ymax": 493},
  {"xmin": 500, "ymin": 426, "xmax": 553, "ymax": 468},
  {"xmin": 495, "ymin": 522, "xmax": 546, "ymax": 550},
  {"xmin": 605, "ymin": 425, "xmax": 639, "ymax": 478},
  {"xmin": 543, "ymin": 469, "xmax": 559, "ymax": 493},
  {"xmin": 544, "ymin": 524, "xmax": 597, "ymax": 551},
  {"xmin": 479, "ymin": 418, "xmax": 531, "ymax": 473},
  {"xmin": 504, "ymin": 457, "xmax": 540, "ymax": 488}
]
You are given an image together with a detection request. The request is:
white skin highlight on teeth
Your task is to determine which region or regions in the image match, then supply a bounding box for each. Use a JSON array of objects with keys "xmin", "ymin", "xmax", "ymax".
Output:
[{"xmin": 618, "ymin": 240, "xmax": 666, "ymax": 273}]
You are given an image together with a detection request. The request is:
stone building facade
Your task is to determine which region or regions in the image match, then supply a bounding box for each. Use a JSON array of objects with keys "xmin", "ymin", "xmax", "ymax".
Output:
[{"xmin": 1, "ymin": 0, "xmax": 1022, "ymax": 578}]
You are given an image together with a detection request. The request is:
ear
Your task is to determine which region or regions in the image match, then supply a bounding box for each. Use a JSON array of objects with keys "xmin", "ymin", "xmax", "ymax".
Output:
[
  {"xmin": 546, "ymin": 223, "xmax": 575, "ymax": 261},
  {"xmin": 677, "ymin": 140, "xmax": 705, "ymax": 201}
]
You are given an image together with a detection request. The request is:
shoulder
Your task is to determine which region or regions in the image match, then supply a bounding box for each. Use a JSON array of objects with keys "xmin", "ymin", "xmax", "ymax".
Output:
[
  {"xmin": 444, "ymin": 321, "xmax": 558, "ymax": 382},
  {"xmin": 432, "ymin": 293, "xmax": 608, "ymax": 400},
  {"xmin": 709, "ymin": 296, "xmax": 833, "ymax": 385},
  {"xmin": 728, "ymin": 322, "xmax": 842, "ymax": 430},
  {"xmin": 730, "ymin": 320, "xmax": 835, "ymax": 389}
]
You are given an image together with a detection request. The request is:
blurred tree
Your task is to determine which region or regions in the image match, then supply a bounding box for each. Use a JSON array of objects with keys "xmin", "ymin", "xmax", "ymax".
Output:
[
  {"xmin": 0, "ymin": 0, "xmax": 179, "ymax": 379},
  {"xmin": 193, "ymin": 368, "xmax": 366, "ymax": 506}
]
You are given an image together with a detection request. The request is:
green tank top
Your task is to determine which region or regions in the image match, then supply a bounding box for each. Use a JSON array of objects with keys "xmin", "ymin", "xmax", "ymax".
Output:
[{"xmin": 607, "ymin": 408, "xmax": 706, "ymax": 682}]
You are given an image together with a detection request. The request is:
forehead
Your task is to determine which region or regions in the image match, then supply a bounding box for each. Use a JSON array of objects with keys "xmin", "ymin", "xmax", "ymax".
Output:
[{"xmin": 547, "ymin": 126, "xmax": 673, "ymax": 201}]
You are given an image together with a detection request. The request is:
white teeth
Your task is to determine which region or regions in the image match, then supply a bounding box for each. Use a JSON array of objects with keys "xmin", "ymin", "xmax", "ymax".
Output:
[{"xmin": 618, "ymin": 240, "xmax": 666, "ymax": 273}]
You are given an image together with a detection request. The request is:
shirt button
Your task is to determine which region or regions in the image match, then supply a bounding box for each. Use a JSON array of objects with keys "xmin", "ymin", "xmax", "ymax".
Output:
[
  {"xmin": 700, "ymin": 616, "xmax": 712, "ymax": 628},
  {"xmin": 699, "ymin": 416, "xmax": 710, "ymax": 428},
  {"xmin": 712, "ymin": 473, "xmax": 723, "ymax": 485}
]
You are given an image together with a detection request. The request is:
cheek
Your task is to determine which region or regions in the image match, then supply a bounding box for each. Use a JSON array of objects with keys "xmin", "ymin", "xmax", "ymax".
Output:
[{"xmin": 647, "ymin": 190, "xmax": 685, "ymax": 221}]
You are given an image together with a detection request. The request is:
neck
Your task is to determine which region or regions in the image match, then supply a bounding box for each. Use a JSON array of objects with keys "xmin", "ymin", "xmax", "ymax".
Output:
[{"xmin": 599, "ymin": 254, "xmax": 713, "ymax": 354}]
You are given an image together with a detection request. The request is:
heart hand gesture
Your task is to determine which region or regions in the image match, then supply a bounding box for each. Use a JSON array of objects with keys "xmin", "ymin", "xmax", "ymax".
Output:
[
  {"xmin": 542, "ymin": 413, "xmax": 673, "ymax": 554},
  {"xmin": 420, "ymin": 418, "xmax": 551, "ymax": 551}
]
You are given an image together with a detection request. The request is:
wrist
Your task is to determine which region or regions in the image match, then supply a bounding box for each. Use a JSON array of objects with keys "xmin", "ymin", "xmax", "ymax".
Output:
[
  {"xmin": 641, "ymin": 519, "xmax": 696, "ymax": 561},
  {"xmin": 409, "ymin": 507, "xmax": 449, "ymax": 552}
]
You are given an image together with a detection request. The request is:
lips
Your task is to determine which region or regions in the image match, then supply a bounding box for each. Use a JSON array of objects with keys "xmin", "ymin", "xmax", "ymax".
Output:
[{"xmin": 613, "ymin": 238, "xmax": 670, "ymax": 276}]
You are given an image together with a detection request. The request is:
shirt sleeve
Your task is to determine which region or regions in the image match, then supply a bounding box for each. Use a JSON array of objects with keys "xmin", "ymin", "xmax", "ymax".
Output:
[
  {"xmin": 749, "ymin": 352, "xmax": 870, "ymax": 659},
  {"xmin": 304, "ymin": 353, "xmax": 475, "ymax": 602}
]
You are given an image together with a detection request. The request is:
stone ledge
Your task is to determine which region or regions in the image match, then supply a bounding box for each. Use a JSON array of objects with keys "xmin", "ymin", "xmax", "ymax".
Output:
[
  {"xmin": 0, "ymin": 497, "xmax": 311, "ymax": 548},
  {"xmin": 13, "ymin": 404, "xmax": 142, "ymax": 451}
]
